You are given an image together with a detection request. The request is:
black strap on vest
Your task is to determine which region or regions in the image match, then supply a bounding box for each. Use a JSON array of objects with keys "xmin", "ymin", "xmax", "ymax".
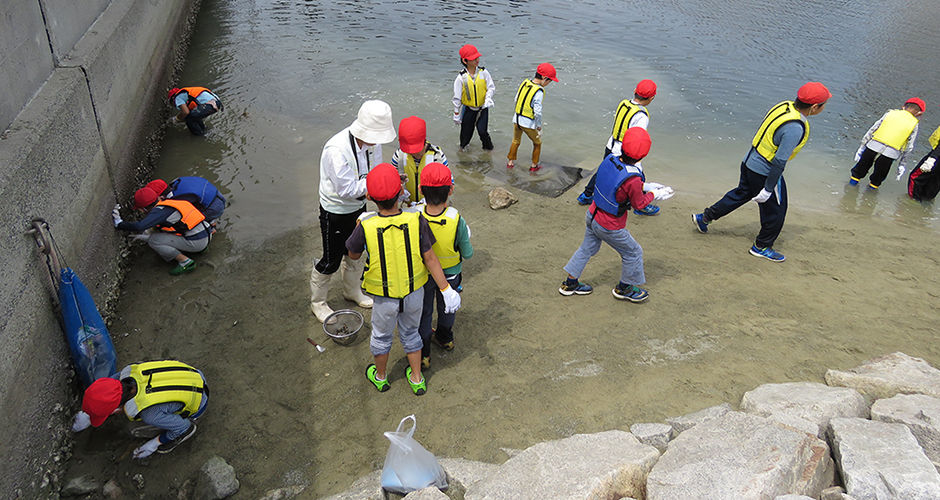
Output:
[{"xmin": 375, "ymin": 221, "xmax": 417, "ymax": 297}]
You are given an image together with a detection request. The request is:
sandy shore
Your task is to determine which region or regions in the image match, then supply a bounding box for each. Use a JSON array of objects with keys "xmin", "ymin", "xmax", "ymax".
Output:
[{"xmin": 66, "ymin": 178, "xmax": 940, "ymax": 498}]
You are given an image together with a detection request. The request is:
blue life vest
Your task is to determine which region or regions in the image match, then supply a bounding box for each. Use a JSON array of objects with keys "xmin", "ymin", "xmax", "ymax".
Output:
[
  {"xmin": 169, "ymin": 177, "xmax": 226, "ymax": 220},
  {"xmin": 593, "ymin": 154, "xmax": 644, "ymax": 217}
]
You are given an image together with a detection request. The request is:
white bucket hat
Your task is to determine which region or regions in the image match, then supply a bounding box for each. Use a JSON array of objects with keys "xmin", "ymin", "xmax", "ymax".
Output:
[{"xmin": 349, "ymin": 100, "xmax": 396, "ymax": 144}]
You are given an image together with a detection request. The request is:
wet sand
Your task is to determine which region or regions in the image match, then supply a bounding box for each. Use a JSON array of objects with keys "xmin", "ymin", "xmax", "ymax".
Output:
[{"xmin": 66, "ymin": 180, "xmax": 940, "ymax": 498}]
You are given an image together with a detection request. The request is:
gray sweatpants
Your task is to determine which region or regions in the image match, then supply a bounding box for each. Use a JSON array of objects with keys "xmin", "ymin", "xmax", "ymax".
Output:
[
  {"xmin": 369, "ymin": 290, "xmax": 424, "ymax": 356},
  {"xmin": 148, "ymin": 233, "xmax": 208, "ymax": 261}
]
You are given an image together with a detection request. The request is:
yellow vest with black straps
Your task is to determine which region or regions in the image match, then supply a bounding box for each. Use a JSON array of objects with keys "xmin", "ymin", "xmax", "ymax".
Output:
[
  {"xmin": 610, "ymin": 100, "xmax": 649, "ymax": 142},
  {"xmin": 930, "ymin": 125, "xmax": 940, "ymax": 150},
  {"xmin": 460, "ymin": 69, "xmax": 488, "ymax": 108},
  {"xmin": 872, "ymin": 109, "xmax": 919, "ymax": 151},
  {"xmin": 751, "ymin": 101, "xmax": 808, "ymax": 162},
  {"xmin": 514, "ymin": 79, "xmax": 542, "ymax": 120},
  {"xmin": 361, "ymin": 210, "xmax": 429, "ymax": 298},
  {"xmin": 401, "ymin": 149, "xmax": 435, "ymax": 204},
  {"xmin": 122, "ymin": 361, "xmax": 206, "ymax": 420},
  {"xmin": 421, "ymin": 206, "xmax": 461, "ymax": 270}
]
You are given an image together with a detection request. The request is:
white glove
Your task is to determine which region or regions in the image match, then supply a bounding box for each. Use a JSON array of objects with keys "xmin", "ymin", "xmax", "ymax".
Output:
[
  {"xmin": 921, "ymin": 157, "xmax": 936, "ymax": 172},
  {"xmin": 854, "ymin": 145, "xmax": 866, "ymax": 163},
  {"xmin": 650, "ymin": 187, "xmax": 675, "ymax": 201},
  {"xmin": 751, "ymin": 188, "xmax": 772, "ymax": 203},
  {"xmin": 111, "ymin": 204, "xmax": 123, "ymax": 227},
  {"xmin": 399, "ymin": 188, "xmax": 411, "ymax": 203},
  {"xmin": 72, "ymin": 411, "xmax": 91, "ymax": 432},
  {"xmin": 133, "ymin": 436, "xmax": 161, "ymax": 459},
  {"xmin": 131, "ymin": 233, "xmax": 151, "ymax": 243},
  {"xmin": 441, "ymin": 285, "xmax": 461, "ymax": 314},
  {"xmin": 896, "ymin": 164, "xmax": 906, "ymax": 181},
  {"xmin": 643, "ymin": 182, "xmax": 665, "ymax": 192},
  {"xmin": 453, "ymin": 113, "xmax": 461, "ymax": 125},
  {"xmin": 466, "ymin": 224, "xmax": 471, "ymax": 238}
]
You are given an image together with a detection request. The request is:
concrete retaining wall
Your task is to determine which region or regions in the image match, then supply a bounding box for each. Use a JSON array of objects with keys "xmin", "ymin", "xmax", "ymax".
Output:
[{"xmin": 0, "ymin": 0, "xmax": 198, "ymax": 496}]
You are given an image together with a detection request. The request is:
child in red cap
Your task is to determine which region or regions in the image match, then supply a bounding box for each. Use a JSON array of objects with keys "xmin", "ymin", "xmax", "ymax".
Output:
[
  {"xmin": 391, "ymin": 116, "xmax": 449, "ymax": 205},
  {"xmin": 453, "ymin": 44, "xmax": 496, "ymax": 151},
  {"xmin": 344, "ymin": 164, "xmax": 461, "ymax": 395},
  {"xmin": 508, "ymin": 63, "xmax": 558, "ymax": 172},
  {"xmin": 850, "ymin": 97, "xmax": 925, "ymax": 189},
  {"xmin": 415, "ymin": 163, "xmax": 473, "ymax": 369}
]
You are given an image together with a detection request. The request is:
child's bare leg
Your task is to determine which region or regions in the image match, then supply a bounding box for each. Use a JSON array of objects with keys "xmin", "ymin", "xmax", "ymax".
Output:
[
  {"xmin": 405, "ymin": 351, "xmax": 423, "ymax": 382},
  {"xmin": 374, "ymin": 353, "xmax": 389, "ymax": 380}
]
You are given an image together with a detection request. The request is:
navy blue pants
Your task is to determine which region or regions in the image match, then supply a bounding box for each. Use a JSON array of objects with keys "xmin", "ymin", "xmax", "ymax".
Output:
[
  {"xmin": 420, "ymin": 273, "xmax": 461, "ymax": 359},
  {"xmin": 703, "ymin": 162, "xmax": 787, "ymax": 249},
  {"xmin": 580, "ymin": 146, "xmax": 614, "ymax": 197},
  {"xmin": 185, "ymin": 103, "xmax": 218, "ymax": 136},
  {"xmin": 460, "ymin": 107, "xmax": 493, "ymax": 150},
  {"xmin": 850, "ymin": 147, "xmax": 895, "ymax": 187}
]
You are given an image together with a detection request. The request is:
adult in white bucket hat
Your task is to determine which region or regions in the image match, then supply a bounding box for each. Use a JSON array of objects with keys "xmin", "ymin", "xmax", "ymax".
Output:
[{"xmin": 312, "ymin": 100, "xmax": 396, "ymax": 322}]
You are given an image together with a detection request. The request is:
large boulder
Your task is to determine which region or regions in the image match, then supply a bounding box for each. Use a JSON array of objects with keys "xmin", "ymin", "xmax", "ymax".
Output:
[
  {"xmin": 403, "ymin": 487, "xmax": 449, "ymax": 499},
  {"xmin": 630, "ymin": 423, "xmax": 673, "ymax": 453},
  {"xmin": 740, "ymin": 382, "xmax": 869, "ymax": 437},
  {"xmin": 647, "ymin": 411, "xmax": 833, "ymax": 500},
  {"xmin": 825, "ymin": 352, "xmax": 940, "ymax": 401},
  {"xmin": 665, "ymin": 402, "xmax": 732, "ymax": 435},
  {"xmin": 871, "ymin": 394, "xmax": 940, "ymax": 466},
  {"xmin": 437, "ymin": 458, "xmax": 499, "ymax": 495},
  {"xmin": 321, "ymin": 470, "xmax": 384, "ymax": 500},
  {"xmin": 196, "ymin": 456, "xmax": 239, "ymax": 500},
  {"xmin": 829, "ymin": 417, "xmax": 940, "ymax": 499},
  {"xmin": 465, "ymin": 430, "xmax": 659, "ymax": 500}
]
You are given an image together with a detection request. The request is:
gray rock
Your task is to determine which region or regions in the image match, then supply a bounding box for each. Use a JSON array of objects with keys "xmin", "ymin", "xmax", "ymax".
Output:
[
  {"xmin": 741, "ymin": 382, "xmax": 869, "ymax": 437},
  {"xmin": 488, "ymin": 188, "xmax": 517, "ymax": 210},
  {"xmin": 321, "ymin": 470, "xmax": 384, "ymax": 500},
  {"xmin": 197, "ymin": 456, "xmax": 240, "ymax": 500},
  {"xmin": 466, "ymin": 430, "xmax": 659, "ymax": 500},
  {"xmin": 775, "ymin": 496, "xmax": 815, "ymax": 500},
  {"xmin": 830, "ymin": 417, "xmax": 940, "ymax": 499},
  {"xmin": 629, "ymin": 423, "xmax": 673, "ymax": 452},
  {"xmin": 665, "ymin": 402, "xmax": 732, "ymax": 435},
  {"xmin": 826, "ymin": 352, "xmax": 940, "ymax": 401},
  {"xmin": 403, "ymin": 487, "xmax": 448, "ymax": 499},
  {"xmin": 647, "ymin": 411, "xmax": 834, "ymax": 500},
  {"xmin": 102, "ymin": 479, "xmax": 122, "ymax": 499},
  {"xmin": 61, "ymin": 475, "xmax": 99, "ymax": 496},
  {"xmin": 871, "ymin": 393, "xmax": 940, "ymax": 465},
  {"xmin": 438, "ymin": 458, "xmax": 499, "ymax": 494},
  {"xmin": 820, "ymin": 486, "xmax": 846, "ymax": 500},
  {"xmin": 257, "ymin": 485, "xmax": 306, "ymax": 500}
]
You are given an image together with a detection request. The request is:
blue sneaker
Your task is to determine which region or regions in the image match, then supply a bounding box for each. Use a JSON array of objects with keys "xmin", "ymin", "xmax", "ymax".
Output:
[
  {"xmin": 692, "ymin": 213, "xmax": 709, "ymax": 234},
  {"xmin": 612, "ymin": 284, "xmax": 649, "ymax": 302},
  {"xmin": 559, "ymin": 280, "xmax": 593, "ymax": 296},
  {"xmin": 749, "ymin": 245, "xmax": 785, "ymax": 262},
  {"xmin": 848, "ymin": 177, "xmax": 860, "ymax": 186},
  {"xmin": 634, "ymin": 204, "xmax": 660, "ymax": 216},
  {"xmin": 577, "ymin": 192, "xmax": 592, "ymax": 205}
]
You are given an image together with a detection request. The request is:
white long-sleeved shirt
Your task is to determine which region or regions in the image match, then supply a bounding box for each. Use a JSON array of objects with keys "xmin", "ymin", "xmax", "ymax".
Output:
[{"xmin": 453, "ymin": 68, "xmax": 495, "ymax": 116}]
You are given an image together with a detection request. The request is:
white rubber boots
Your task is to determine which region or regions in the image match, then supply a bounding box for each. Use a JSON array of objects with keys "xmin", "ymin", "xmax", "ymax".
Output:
[
  {"xmin": 309, "ymin": 268, "xmax": 335, "ymax": 323},
  {"xmin": 309, "ymin": 257, "xmax": 372, "ymax": 323}
]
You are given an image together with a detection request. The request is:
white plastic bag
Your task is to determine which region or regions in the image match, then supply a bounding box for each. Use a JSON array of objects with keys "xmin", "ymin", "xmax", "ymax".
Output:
[{"xmin": 380, "ymin": 414, "xmax": 447, "ymax": 494}]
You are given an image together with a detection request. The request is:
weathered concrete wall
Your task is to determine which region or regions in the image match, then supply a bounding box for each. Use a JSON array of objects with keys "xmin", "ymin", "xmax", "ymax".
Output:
[{"xmin": 0, "ymin": 0, "xmax": 198, "ymax": 496}]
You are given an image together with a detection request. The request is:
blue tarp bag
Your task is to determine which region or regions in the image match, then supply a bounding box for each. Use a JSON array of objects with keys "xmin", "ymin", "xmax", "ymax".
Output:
[{"xmin": 58, "ymin": 268, "xmax": 117, "ymax": 386}]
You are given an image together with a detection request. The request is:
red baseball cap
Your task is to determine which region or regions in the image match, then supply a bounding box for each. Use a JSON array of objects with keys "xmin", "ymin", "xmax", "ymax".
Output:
[
  {"xmin": 420, "ymin": 162, "xmax": 453, "ymax": 188},
  {"xmin": 537, "ymin": 63, "xmax": 559, "ymax": 82},
  {"xmin": 82, "ymin": 378, "xmax": 122, "ymax": 427},
  {"xmin": 635, "ymin": 79, "xmax": 657, "ymax": 99},
  {"xmin": 797, "ymin": 82, "xmax": 831, "ymax": 105},
  {"xmin": 146, "ymin": 179, "xmax": 168, "ymax": 196},
  {"xmin": 133, "ymin": 187, "xmax": 159, "ymax": 209},
  {"xmin": 621, "ymin": 127, "xmax": 652, "ymax": 160},
  {"xmin": 398, "ymin": 116, "xmax": 427, "ymax": 155},
  {"xmin": 905, "ymin": 98, "xmax": 926, "ymax": 113},
  {"xmin": 168, "ymin": 88, "xmax": 181, "ymax": 100},
  {"xmin": 459, "ymin": 44, "xmax": 482, "ymax": 61},
  {"xmin": 367, "ymin": 163, "xmax": 402, "ymax": 201}
]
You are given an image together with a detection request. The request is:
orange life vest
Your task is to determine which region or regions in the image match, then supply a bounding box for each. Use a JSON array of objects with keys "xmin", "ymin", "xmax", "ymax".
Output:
[{"xmin": 155, "ymin": 199, "xmax": 206, "ymax": 235}]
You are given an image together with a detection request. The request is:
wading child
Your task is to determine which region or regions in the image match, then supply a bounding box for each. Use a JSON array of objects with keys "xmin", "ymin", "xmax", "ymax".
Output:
[
  {"xmin": 507, "ymin": 63, "xmax": 558, "ymax": 172},
  {"xmin": 345, "ymin": 164, "xmax": 461, "ymax": 395},
  {"xmin": 560, "ymin": 128, "xmax": 673, "ymax": 302},
  {"xmin": 168, "ymin": 87, "xmax": 223, "ymax": 136},
  {"xmin": 415, "ymin": 163, "xmax": 473, "ymax": 369},
  {"xmin": 453, "ymin": 44, "xmax": 495, "ymax": 151},
  {"xmin": 850, "ymin": 97, "xmax": 925, "ymax": 189},
  {"xmin": 391, "ymin": 116, "xmax": 449, "ymax": 205}
]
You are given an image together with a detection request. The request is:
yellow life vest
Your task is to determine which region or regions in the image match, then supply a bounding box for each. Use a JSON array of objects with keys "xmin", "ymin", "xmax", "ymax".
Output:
[
  {"xmin": 122, "ymin": 361, "xmax": 206, "ymax": 420},
  {"xmin": 155, "ymin": 199, "xmax": 206, "ymax": 235},
  {"xmin": 930, "ymin": 125, "xmax": 940, "ymax": 150},
  {"xmin": 872, "ymin": 109, "xmax": 919, "ymax": 151},
  {"xmin": 401, "ymin": 149, "xmax": 435, "ymax": 204},
  {"xmin": 361, "ymin": 210, "xmax": 429, "ymax": 298},
  {"xmin": 421, "ymin": 206, "xmax": 461, "ymax": 270},
  {"xmin": 460, "ymin": 69, "xmax": 488, "ymax": 108},
  {"xmin": 610, "ymin": 100, "xmax": 649, "ymax": 142},
  {"xmin": 751, "ymin": 101, "xmax": 808, "ymax": 162},
  {"xmin": 514, "ymin": 79, "xmax": 542, "ymax": 120}
]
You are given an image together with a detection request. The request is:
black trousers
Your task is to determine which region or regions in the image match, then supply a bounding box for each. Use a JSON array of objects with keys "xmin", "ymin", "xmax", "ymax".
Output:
[
  {"xmin": 315, "ymin": 204, "xmax": 365, "ymax": 275},
  {"xmin": 851, "ymin": 147, "xmax": 896, "ymax": 187},
  {"xmin": 185, "ymin": 103, "xmax": 218, "ymax": 136},
  {"xmin": 459, "ymin": 107, "xmax": 494, "ymax": 150},
  {"xmin": 703, "ymin": 162, "xmax": 788, "ymax": 249}
]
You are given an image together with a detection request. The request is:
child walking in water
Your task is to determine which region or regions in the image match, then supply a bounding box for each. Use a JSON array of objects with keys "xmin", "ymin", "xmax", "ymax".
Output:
[
  {"xmin": 507, "ymin": 63, "xmax": 558, "ymax": 172},
  {"xmin": 453, "ymin": 44, "xmax": 495, "ymax": 151}
]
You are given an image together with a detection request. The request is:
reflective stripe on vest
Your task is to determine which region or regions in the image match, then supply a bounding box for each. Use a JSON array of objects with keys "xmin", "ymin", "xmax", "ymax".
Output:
[
  {"xmin": 401, "ymin": 149, "xmax": 435, "ymax": 204},
  {"xmin": 361, "ymin": 211, "xmax": 429, "ymax": 298},
  {"xmin": 610, "ymin": 100, "xmax": 649, "ymax": 143},
  {"xmin": 871, "ymin": 109, "xmax": 919, "ymax": 151},
  {"xmin": 460, "ymin": 69, "xmax": 488, "ymax": 108},
  {"xmin": 593, "ymin": 154, "xmax": 645, "ymax": 217},
  {"xmin": 514, "ymin": 79, "xmax": 542, "ymax": 120},
  {"xmin": 420, "ymin": 206, "xmax": 461, "ymax": 269},
  {"xmin": 155, "ymin": 199, "xmax": 207, "ymax": 235},
  {"xmin": 122, "ymin": 361, "xmax": 206, "ymax": 420},
  {"xmin": 751, "ymin": 101, "xmax": 808, "ymax": 162}
]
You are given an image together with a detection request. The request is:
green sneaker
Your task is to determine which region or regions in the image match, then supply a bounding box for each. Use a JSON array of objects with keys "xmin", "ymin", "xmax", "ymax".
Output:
[
  {"xmin": 405, "ymin": 367, "xmax": 426, "ymax": 396},
  {"xmin": 366, "ymin": 364, "xmax": 390, "ymax": 392},
  {"xmin": 169, "ymin": 260, "xmax": 197, "ymax": 276}
]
